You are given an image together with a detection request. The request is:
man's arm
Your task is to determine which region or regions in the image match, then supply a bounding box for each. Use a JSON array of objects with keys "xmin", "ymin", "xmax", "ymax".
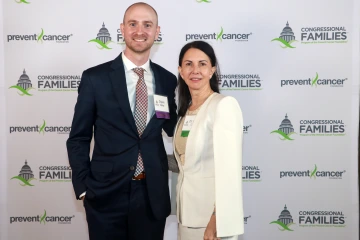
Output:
[
  {"xmin": 162, "ymin": 74, "xmax": 178, "ymax": 137},
  {"xmin": 66, "ymin": 70, "xmax": 96, "ymax": 199}
]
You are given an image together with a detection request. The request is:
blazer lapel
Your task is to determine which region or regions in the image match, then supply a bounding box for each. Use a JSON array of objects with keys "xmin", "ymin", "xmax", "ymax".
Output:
[
  {"xmin": 184, "ymin": 93, "xmax": 217, "ymax": 169},
  {"xmin": 109, "ymin": 53, "xmax": 138, "ymax": 137},
  {"xmin": 142, "ymin": 61, "xmax": 166, "ymax": 138}
]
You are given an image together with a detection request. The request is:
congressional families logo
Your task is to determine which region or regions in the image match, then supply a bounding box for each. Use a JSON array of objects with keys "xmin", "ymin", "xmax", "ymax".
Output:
[
  {"xmin": 9, "ymin": 69, "xmax": 35, "ymax": 96},
  {"xmin": 196, "ymin": 0, "xmax": 211, "ymax": 3},
  {"xmin": 280, "ymin": 164, "xmax": 346, "ymax": 180},
  {"xmin": 186, "ymin": 27, "xmax": 252, "ymax": 42},
  {"xmin": 299, "ymin": 210, "xmax": 346, "ymax": 228},
  {"xmin": 272, "ymin": 21, "xmax": 348, "ymax": 48},
  {"xmin": 270, "ymin": 205, "xmax": 296, "ymax": 231},
  {"xmin": 37, "ymin": 74, "xmax": 80, "ymax": 92},
  {"xmin": 9, "ymin": 69, "xmax": 80, "ymax": 95},
  {"xmin": 242, "ymin": 166, "xmax": 262, "ymax": 182},
  {"xmin": 301, "ymin": 26, "xmax": 348, "ymax": 44},
  {"xmin": 10, "ymin": 210, "xmax": 75, "ymax": 224},
  {"xmin": 271, "ymin": 114, "xmax": 297, "ymax": 140},
  {"xmin": 10, "ymin": 160, "xmax": 72, "ymax": 187},
  {"xmin": 281, "ymin": 73, "xmax": 347, "ymax": 88},
  {"xmin": 7, "ymin": 29, "xmax": 73, "ymax": 43},
  {"xmin": 10, "ymin": 160, "xmax": 36, "ymax": 186},
  {"xmin": 299, "ymin": 119, "xmax": 346, "ymax": 137},
  {"xmin": 9, "ymin": 120, "xmax": 71, "ymax": 135},
  {"xmin": 14, "ymin": 0, "xmax": 30, "ymax": 4},
  {"xmin": 89, "ymin": 22, "xmax": 115, "ymax": 50},
  {"xmin": 219, "ymin": 74, "xmax": 262, "ymax": 90},
  {"xmin": 272, "ymin": 22, "xmax": 297, "ymax": 48},
  {"xmin": 271, "ymin": 114, "xmax": 346, "ymax": 140}
]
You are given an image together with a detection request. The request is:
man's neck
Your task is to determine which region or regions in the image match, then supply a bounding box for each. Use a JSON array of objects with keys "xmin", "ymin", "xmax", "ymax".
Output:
[{"xmin": 123, "ymin": 49, "xmax": 150, "ymax": 66}]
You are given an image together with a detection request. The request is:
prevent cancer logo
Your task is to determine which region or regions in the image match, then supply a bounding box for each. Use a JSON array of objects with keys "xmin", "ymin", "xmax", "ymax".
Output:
[
  {"xmin": 186, "ymin": 27, "xmax": 252, "ymax": 42},
  {"xmin": 271, "ymin": 114, "xmax": 297, "ymax": 140},
  {"xmin": 10, "ymin": 210, "xmax": 74, "ymax": 224},
  {"xmin": 9, "ymin": 69, "xmax": 35, "ymax": 96},
  {"xmin": 10, "ymin": 160, "xmax": 36, "ymax": 186},
  {"xmin": 270, "ymin": 205, "xmax": 295, "ymax": 231},
  {"xmin": 89, "ymin": 22, "xmax": 114, "ymax": 50},
  {"xmin": 272, "ymin": 21, "xmax": 297, "ymax": 48}
]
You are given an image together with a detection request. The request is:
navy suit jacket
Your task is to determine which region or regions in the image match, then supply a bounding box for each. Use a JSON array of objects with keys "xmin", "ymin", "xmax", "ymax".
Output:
[{"xmin": 66, "ymin": 53, "xmax": 177, "ymax": 220}]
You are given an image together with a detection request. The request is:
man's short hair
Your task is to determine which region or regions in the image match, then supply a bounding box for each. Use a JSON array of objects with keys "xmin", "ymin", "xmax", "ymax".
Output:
[{"xmin": 123, "ymin": 2, "xmax": 158, "ymax": 25}]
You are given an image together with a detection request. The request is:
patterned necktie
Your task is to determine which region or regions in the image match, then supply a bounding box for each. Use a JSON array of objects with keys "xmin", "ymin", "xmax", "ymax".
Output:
[{"xmin": 133, "ymin": 67, "xmax": 147, "ymax": 176}]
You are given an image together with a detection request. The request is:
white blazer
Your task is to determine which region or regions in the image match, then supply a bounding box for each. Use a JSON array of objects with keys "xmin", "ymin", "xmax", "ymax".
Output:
[{"xmin": 173, "ymin": 93, "xmax": 244, "ymax": 237}]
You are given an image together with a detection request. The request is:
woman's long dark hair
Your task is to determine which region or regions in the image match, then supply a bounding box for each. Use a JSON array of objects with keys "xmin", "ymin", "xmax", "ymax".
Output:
[{"xmin": 177, "ymin": 41, "xmax": 220, "ymax": 117}]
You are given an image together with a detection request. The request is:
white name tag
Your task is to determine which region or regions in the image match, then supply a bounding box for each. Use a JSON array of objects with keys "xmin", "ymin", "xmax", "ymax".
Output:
[
  {"xmin": 181, "ymin": 115, "xmax": 196, "ymax": 137},
  {"xmin": 154, "ymin": 95, "xmax": 170, "ymax": 119}
]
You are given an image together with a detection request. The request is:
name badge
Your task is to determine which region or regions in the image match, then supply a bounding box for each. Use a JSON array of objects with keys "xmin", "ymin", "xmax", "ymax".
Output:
[
  {"xmin": 154, "ymin": 95, "xmax": 170, "ymax": 119},
  {"xmin": 181, "ymin": 115, "xmax": 196, "ymax": 137}
]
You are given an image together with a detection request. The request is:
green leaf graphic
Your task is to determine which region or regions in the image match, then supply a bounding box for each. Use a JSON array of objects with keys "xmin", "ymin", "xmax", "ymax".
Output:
[
  {"xmin": 196, "ymin": 0, "xmax": 211, "ymax": 2},
  {"xmin": 10, "ymin": 176, "xmax": 35, "ymax": 186},
  {"xmin": 15, "ymin": 0, "xmax": 30, "ymax": 3},
  {"xmin": 37, "ymin": 28, "xmax": 44, "ymax": 43},
  {"xmin": 216, "ymin": 27, "xmax": 224, "ymax": 41},
  {"xmin": 88, "ymin": 39, "xmax": 112, "ymax": 50},
  {"xmin": 270, "ymin": 220, "xmax": 294, "ymax": 231},
  {"xmin": 271, "ymin": 38, "xmax": 296, "ymax": 48},
  {"xmin": 39, "ymin": 120, "xmax": 46, "ymax": 134},
  {"xmin": 311, "ymin": 72, "xmax": 319, "ymax": 87},
  {"xmin": 270, "ymin": 130, "xmax": 295, "ymax": 140},
  {"xmin": 310, "ymin": 164, "xmax": 317, "ymax": 179},
  {"xmin": 8, "ymin": 85, "xmax": 33, "ymax": 96},
  {"xmin": 40, "ymin": 210, "xmax": 47, "ymax": 224}
]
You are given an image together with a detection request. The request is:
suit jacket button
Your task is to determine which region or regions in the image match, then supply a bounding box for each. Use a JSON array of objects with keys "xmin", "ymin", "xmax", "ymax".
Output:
[{"xmin": 130, "ymin": 166, "xmax": 135, "ymax": 171}]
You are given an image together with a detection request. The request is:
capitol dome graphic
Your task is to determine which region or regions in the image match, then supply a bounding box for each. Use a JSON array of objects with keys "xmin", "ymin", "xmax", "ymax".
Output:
[
  {"xmin": 18, "ymin": 160, "xmax": 34, "ymax": 181},
  {"xmin": 17, "ymin": 69, "xmax": 32, "ymax": 90},
  {"xmin": 279, "ymin": 21, "xmax": 295, "ymax": 43},
  {"xmin": 96, "ymin": 22, "xmax": 112, "ymax": 44},
  {"xmin": 278, "ymin": 114, "xmax": 294, "ymax": 134},
  {"xmin": 278, "ymin": 205, "xmax": 294, "ymax": 225}
]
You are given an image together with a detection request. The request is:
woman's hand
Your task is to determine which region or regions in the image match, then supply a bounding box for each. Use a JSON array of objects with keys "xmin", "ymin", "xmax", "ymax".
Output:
[{"xmin": 204, "ymin": 214, "xmax": 220, "ymax": 240}]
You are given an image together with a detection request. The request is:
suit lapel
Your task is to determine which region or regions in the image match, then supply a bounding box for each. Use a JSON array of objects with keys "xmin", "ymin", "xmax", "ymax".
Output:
[
  {"xmin": 109, "ymin": 53, "xmax": 138, "ymax": 137},
  {"xmin": 142, "ymin": 61, "xmax": 166, "ymax": 138}
]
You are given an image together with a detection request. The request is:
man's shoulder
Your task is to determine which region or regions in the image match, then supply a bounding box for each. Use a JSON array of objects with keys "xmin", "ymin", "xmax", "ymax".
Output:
[
  {"xmin": 150, "ymin": 62, "xmax": 176, "ymax": 78},
  {"xmin": 83, "ymin": 60, "xmax": 114, "ymax": 76}
]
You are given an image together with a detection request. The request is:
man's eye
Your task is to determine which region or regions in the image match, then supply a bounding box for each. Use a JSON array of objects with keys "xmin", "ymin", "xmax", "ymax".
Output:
[
  {"xmin": 145, "ymin": 24, "xmax": 151, "ymax": 28},
  {"xmin": 130, "ymin": 23, "xmax": 136, "ymax": 27}
]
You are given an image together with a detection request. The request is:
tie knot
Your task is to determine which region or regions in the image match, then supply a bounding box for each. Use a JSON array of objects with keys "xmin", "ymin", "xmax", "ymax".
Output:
[{"xmin": 133, "ymin": 67, "xmax": 144, "ymax": 78}]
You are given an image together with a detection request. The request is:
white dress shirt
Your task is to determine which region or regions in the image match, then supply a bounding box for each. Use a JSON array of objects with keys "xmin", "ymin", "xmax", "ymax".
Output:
[
  {"xmin": 80, "ymin": 53, "xmax": 155, "ymax": 199},
  {"xmin": 122, "ymin": 53, "xmax": 155, "ymax": 124}
]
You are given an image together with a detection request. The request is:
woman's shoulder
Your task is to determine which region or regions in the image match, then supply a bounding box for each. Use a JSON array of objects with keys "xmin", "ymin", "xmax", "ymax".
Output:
[{"xmin": 210, "ymin": 93, "xmax": 240, "ymax": 108}]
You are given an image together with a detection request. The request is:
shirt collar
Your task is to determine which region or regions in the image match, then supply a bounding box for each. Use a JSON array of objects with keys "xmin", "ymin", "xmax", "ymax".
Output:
[{"xmin": 122, "ymin": 52, "xmax": 151, "ymax": 73}]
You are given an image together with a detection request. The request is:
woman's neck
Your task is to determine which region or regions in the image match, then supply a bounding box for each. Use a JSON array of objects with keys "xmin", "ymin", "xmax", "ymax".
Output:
[{"xmin": 189, "ymin": 87, "xmax": 214, "ymax": 111}]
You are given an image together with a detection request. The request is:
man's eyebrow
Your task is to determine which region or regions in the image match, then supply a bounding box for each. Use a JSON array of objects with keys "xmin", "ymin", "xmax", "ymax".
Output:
[{"xmin": 126, "ymin": 20, "xmax": 154, "ymax": 24}]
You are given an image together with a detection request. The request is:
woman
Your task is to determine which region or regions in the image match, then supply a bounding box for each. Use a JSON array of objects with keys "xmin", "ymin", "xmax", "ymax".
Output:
[{"xmin": 170, "ymin": 41, "xmax": 244, "ymax": 240}]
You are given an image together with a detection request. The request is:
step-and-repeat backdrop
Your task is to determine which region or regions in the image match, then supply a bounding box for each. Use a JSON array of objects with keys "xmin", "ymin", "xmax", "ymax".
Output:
[{"xmin": 1, "ymin": 0, "xmax": 359, "ymax": 239}]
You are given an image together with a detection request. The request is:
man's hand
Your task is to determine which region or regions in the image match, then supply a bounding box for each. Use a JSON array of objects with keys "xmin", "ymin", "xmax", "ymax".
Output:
[{"xmin": 204, "ymin": 214, "xmax": 220, "ymax": 240}]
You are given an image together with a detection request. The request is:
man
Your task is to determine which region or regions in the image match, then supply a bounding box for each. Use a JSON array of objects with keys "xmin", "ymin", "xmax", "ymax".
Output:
[{"xmin": 66, "ymin": 3, "xmax": 177, "ymax": 239}]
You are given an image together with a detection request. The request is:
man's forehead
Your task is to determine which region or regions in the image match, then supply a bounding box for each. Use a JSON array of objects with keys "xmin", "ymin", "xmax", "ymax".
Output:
[{"xmin": 123, "ymin": 4, "xmax": 158, "ymax": 22}]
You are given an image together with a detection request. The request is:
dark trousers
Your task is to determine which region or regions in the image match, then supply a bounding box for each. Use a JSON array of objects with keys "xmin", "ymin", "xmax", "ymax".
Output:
[{"xmin": 84, "ymin": 180, "xmax": 166, "ymax": 240}]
